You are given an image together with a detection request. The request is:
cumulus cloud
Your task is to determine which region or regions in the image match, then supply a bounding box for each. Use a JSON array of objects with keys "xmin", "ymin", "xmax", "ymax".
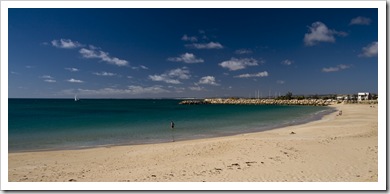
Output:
[
  {"xmin": 39, "ymin": 75, "xmax": 56, "ymax": 82},
  {"xmin": 167, "ymin": 53, "xmax": 204, "ymax": 64},
  {"xmin": 127, "ymin": 85, "xmax": 168, "ymax": 94},
  {"xmin": 276, "ymin": 80, "xmax": 285, "ymax": 84},
  {"xmin": 149, "ymin": 75, "xmax": 181, "ymax": 84},
  {"xmin": 235, "ymin": 49, "xmax": 253, "ymax": 54},
  {"xmin": 189, "ymin": 86, "xmax": 205, "ymax": 91},
  {"xmin": 350, "ymin": 16, "xmax": 371, "ymax": 25},
  {"xmin": 65, "ymin": 67, "xmax": 79, "ymax": 72},
  {"xmin": 79, "ymin": 48, "xmax": 128, "ymax": 66},
  {"xmin": 40, "ymin": 75, "xmax": 53, "ymax": 79},
  {"xmin": 67, "ymin": 78, "xmax": 84, "ymax": 83},
  {"xmin": 359, "ymin": 42, "xmax": 378, "ymax": 57},
  {"xmin": 167, "ymin": 68, "xmax": 191, "ymax": 79},
  {"xmin": 234, "ymin": 71, "xmax": 269, "ymax": 78},
  {"xmin": 71, "ymin": 85, "xmax": 169, "ymax": 96},
  {"xmin": 198, "ymin": 76, "xmax": 219, "ymax": 86},
  {"xmin": 304, "ymin": 22, "xmax": 347, "ymax": 46},
  {"xmin": 50, "ymin": 39, "xmax": 128, "ymax": 66},
  {"xmin": 51, "ymin": 39, "xmax": 83, "ymax": 49},
  {"xmin": 131, "ymin": 65, "xmax": 149, "ymax": 70},
  {"xmin": 219, "ymin": 58, "xmax": 262, "ymax": 71},
  {"xmin": 322, "ymin": 64, "xmax": 351, "ymax": 73},
  {"xmin": 140, "ymin": 65, "xmax": 149, "ymax": 70},
  {"xmin": 281, "ymin": 59, "xmax": 293, "ymax": 65},
  {"xmin": 149, "ymin": 67, "xmax": 190, "ymax": 84},
  {"xmin": 186, "ymin": 42, "xmax": 224, "ymax": 49},
  {"xmin": 181, "ymin": 34, "xmax": 198, "ymax": 42},
  {"xmin": 167, "ymin": 86, "xmax": 185, "ymax": 93},
  {"xmin": 93, "ymin": 72, "xmax": 117, "ymax": 76}
]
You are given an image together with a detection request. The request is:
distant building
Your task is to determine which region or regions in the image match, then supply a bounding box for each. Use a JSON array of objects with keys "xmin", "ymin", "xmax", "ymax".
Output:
[
  {"xmin": 358, "ymin": 92, "xmax": 371, "ymax": 101},
  {"xmin": 337, "ymin": 95, "xmax": 351, "ymax": 101},
  {"xmin": 336, "ymin": 96, "xmax": 344, "ymax": 101}
]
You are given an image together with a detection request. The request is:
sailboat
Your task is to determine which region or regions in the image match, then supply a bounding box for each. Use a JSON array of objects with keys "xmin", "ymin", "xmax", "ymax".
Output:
[{"xmin": 74, "ymin": 94, "xmax": 79, "ymax": 101}]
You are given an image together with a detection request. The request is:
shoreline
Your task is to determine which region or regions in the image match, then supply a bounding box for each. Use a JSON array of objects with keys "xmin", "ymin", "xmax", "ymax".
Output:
[
  {"xmin": 8, "ymin": 106, "xmax": 337, "ymax": 153},
  {"xmin": 8, "ymin": 103, "xmax": 378, "ymax": 182}
]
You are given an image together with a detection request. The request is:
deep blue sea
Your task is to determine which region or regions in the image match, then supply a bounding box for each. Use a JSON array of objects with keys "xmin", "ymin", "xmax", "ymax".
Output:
[{"xmin": 8, "ymin": 99, "xmax": 335, "ymax": 152}]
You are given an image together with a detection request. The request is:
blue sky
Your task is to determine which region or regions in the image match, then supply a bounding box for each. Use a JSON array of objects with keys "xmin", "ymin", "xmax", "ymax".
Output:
[{"xmin": 8, "ymin": 8, "xmax": 378, "ymax": 98}]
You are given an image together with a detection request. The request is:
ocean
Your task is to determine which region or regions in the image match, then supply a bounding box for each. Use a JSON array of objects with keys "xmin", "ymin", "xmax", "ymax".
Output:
[{"xmin": 8, "ymin": 99, "xmax": 335, "ymax": 152}]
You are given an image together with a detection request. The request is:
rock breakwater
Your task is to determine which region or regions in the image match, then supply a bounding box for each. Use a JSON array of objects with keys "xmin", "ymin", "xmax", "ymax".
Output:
[
  {"xmin": 180, "ymin": 98, "xmax": 332, "ymax": 106},
  {"xmin": 179, "ymin": 100, "xmax": 211, "ymax": 105}
]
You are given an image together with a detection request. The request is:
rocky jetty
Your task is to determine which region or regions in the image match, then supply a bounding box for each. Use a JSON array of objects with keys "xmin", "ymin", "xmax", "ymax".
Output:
[
  {"xmin": 178, "ymin": 100, "xmax": 211, "ymax": 105},
  {"xmin": 180, "ymin": 98, "xmax": 332, "ymax": 106}
]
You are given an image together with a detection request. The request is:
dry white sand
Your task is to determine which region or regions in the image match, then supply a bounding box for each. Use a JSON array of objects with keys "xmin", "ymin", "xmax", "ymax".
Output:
[{"xmin": 8, "ymin": 104, "xmax": 378, "ymax": 182}]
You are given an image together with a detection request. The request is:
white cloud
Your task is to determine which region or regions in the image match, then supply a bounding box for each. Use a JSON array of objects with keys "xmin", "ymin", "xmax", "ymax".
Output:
[
  {"xmin": 79, "ymin": 48, "xmax": 128, "ymax": 66},
  {"xmin": 234, "ymin": 71, "xmax": 269, "ymax": 78},
  {"xmin": 39, "ymin": 75, "xmax": 57, "ymax": 82},
  {"xmin": 189, "ymin": 86, "xmax": 205, "ymax": 91},
  {"xmin": 126, "ymin": 85, "xmax": 169, "ymax": 94},
  {"xmin": 322, "ymin": 64, "xmax": 351, "ymax": 73},
  {"xmin": 149, "ymin": 75, "xmax": 181, "ymax": 84},
  {"xmin": 181, "ymin": 34, "xmax": 198, "ymax": 42},
  {"xmin": 198, "ymin": 76, "xmax": 219, "ymax": 86},
  {"xmin": 88, "ymin": 45, "xmax": 100, "ymax": 50},
  {"xmin": 149, "ymin": 67, "xmax": 190, "ymax": 84},
  {"xmin": 219, "ymin": 58, "xmax": 261, "ymax": 71},
  {"xmin": 167, "ymin": 68, "xmax": 191, "ymax": 79},
  {"xmin": 281, "ymin": 59, "xmax": 293, "ymax": 65},
  {"xmin": 304, "ymin": 22, "xmax": 347, "ymax": 46},
  {"xmin": 140, "ymin": 65, "xmax": 149, "ymax": 70},
  {"xmin": 186, "ymin": 42, "xmax": 224, "ymax": 49},
  {"xmin": 51, "ymin": 39, "xmax": 83, "ymax": 49},
  {"xmin": 40, "ymin": 75, "xmax": 53, "ymax": 79},
  {"xmin": 168, "ymin": 86, "xmax": 186, "ymax": 93},
  {"xmin": 359, "ymin": 42, "xmax": 378, "ymax": 57},
  {"xmin": 235, "ymin": 49, "xmax": 253, "ymax": 54},
  {"xmin": 167, "ymin": 53, "xmax": 204, "ymax": 64},
  {"xmin": 67, "ymin": 78, "xmax": 84, "ymax": 83},
  {"xmin": 276, "ymin": 80, "xmax": 285, "ymax": 84},
  {"xmin": 93, "ymin": 72, "xmax": 117, "ymax": 76},
  {"xmin": 350, "ymin": 16, "xmax": 371, "ymax": 25},
  {"xmin": 73, "ymin": 85, "xmax": 169, "ymax": 96},
  {"xmin": 65, "ymin": 67, "xmax": 79, "ymax": 72},
  {"xmin": 131, "ymin": 65, "xmax": 149, "ymax": 70}
]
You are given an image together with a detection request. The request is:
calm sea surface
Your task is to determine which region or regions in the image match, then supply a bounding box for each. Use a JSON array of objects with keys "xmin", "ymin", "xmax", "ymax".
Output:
[{"xmin": 8, "ymin": 99, "xmax": 335, "ymax": 152}]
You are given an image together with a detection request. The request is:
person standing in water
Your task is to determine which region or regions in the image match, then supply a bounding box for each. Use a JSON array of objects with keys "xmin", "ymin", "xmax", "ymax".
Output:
[
  {"xmin": 171, "ymin": 121, "xmax": 175, "ymax": 129},
  {"xmin": 170, "ymin": 121, "xmax": 175, "ymax": 142}
]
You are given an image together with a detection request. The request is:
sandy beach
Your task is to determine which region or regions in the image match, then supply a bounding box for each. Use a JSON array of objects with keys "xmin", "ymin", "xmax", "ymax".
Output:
[{"xmin": 8, "ymin": 103, "xmax": 378, "ymax": 182}]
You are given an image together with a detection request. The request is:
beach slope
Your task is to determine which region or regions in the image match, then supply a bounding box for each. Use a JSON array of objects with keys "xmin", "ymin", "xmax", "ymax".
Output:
[{"xmin": 8, "ymin": 104, "xmax": 378, "ymax": 182}]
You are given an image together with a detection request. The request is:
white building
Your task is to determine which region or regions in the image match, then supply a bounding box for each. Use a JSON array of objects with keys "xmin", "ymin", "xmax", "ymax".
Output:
[
  {"xmin": 337, "ymin": 95, "xmax": 351, "ymax": 101},
  {"xmin": 358, "ymin": 92, "xmax": 371, "ymax": 101}
]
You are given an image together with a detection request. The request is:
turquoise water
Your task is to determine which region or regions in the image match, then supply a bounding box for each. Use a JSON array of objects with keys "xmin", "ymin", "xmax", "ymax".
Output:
[{"xmin": 8, "ymin": 99, "xmax": 334, "ymax": 152}]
